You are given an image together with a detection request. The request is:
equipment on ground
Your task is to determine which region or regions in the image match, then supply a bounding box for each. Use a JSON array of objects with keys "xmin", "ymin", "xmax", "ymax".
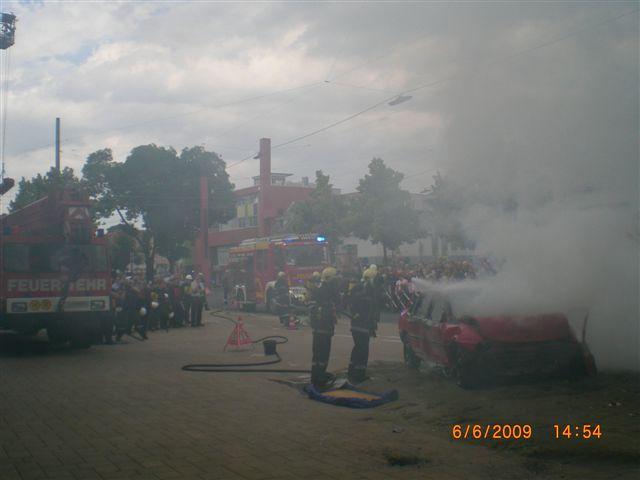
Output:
[
  {"xmin": 181, "ymin": 312, "xmax": 314, "ymax": 374},
  {"xmin": 223, "ymin": 317, "xmax": 253, "ymax": 350}
]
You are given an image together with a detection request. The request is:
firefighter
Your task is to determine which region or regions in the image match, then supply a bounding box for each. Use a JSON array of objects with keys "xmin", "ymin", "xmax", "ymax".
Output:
[
  {"xmin": 304, "ymin": 271, "xmax": 321, "ymax": 303},
  {"xmin": 347, "ymin": 266, "xmax": 378, "ymax": 384},
  {"xmin": 190, "ymin": 273, "xmax": 206, "ymax": 327},
  {"xmin": 183, "ymin": 274, "xmax": 193, "ymax": 322},
  {"xmin": 156, "ymin": 279, "xmax": 171, "ymax": 331},
  {"xmin": 221, "ymin": 269, "xmax": 231, "ymax": 309},
  {"xmin": 135, "ymin": 279, "xmax": 150, "ymax": 340},
  {"xmin": 310, "ymin": 267, "xmax": 340, "ymax": 388},
  {"xmin": 274, "ymin": 271, "xmax": 290, "ymax": 326},
  {"xmin": 119, "ymin": 279, "xmax": 147, "ymax": 341},
  {"xmin": 110, "ymin": 277, "xmax": 125, "ymax": 343},
  {"xmin": 148, "ymin": 281, "xmax": 160, "ymax": 331}
]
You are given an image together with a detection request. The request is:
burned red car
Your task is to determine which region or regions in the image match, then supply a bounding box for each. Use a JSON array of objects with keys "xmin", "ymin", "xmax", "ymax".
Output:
[{"xmin": 398, "ymin": 286, "xmax": 595, "ymax": 388}]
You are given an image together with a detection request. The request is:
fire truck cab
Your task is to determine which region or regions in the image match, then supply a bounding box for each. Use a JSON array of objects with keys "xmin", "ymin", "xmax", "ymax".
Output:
[
  {"xmin": 227, "ymin": 233, "xmax": 328, "ymax": 311},
  {"xmin": 0, "ymin": 188, "xmax": 110, "ymax": 346}
]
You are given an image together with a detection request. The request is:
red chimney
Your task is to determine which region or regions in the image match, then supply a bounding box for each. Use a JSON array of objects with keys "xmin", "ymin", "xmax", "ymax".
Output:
[{"xmin": 258, "ymin": 138, "xmax": 271, "ymax": 236}]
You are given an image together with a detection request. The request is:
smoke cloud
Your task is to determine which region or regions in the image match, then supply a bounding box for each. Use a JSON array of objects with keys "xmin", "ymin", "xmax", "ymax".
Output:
[{"xmin": 432, "ymin": 8, "xmax": 639, "ymax": 370}]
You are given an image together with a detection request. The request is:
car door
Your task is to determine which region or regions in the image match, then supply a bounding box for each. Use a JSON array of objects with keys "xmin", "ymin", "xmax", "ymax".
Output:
[
  {"xmin": 423, "ymin": 295, "xmax": 450, "ymax": 364},
  {"xmin": 407, "ymin": 293, "xmax": 430, "ymax": 359}
]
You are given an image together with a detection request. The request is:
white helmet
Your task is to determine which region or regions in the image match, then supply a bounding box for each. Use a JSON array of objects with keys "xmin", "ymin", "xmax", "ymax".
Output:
[
  {"xmin": 185, "ymin": 275, "xmax": 193, "ymax": 281},
  {"xmin": 151, "ymin": 301, "xmax": 159, "ymax": 309},
  {"xmin": 139, "ymin": 307, "xmax": 147, "ymax": 316}
]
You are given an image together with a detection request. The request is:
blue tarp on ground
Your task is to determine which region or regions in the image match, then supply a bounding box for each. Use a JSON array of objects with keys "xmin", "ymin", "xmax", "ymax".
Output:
[{"xmin": 303, "ymin": 384, "xmax": 399, "ymax": 408}]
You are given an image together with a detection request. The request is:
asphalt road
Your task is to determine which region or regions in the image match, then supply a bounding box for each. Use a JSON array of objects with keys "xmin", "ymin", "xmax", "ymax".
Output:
[{"xmin": 1, "ymin": 310, "xmax": 637, "ymax": 480}]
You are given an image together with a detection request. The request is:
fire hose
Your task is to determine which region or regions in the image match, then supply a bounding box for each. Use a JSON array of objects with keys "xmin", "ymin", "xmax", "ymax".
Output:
[{"xmin": 181, "ymin": 311, "xmax": 314, "ymax": 374}]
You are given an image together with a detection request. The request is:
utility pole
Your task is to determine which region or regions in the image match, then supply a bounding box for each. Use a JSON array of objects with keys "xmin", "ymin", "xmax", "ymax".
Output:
[
  {"xmin": 257, "ymin": 138, "xmax": 271, "ymax": 237},
  {"xmin": 55, "ymin": 117, "xmax": 61, "ymax": 172},
  {"xmin": 199, "ymin": 176, "xmax": 210, "ymax": 285}
]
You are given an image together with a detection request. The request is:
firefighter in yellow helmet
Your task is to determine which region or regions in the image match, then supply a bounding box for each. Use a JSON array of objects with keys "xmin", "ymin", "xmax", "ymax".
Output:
[
  {"xmin": 309, "ymin": 267, "xmax": 340, "ymax": 388},
  {"xmin": 304, "ymin": 271, "xmax": 322, "ymax": 303},
  {"xmin": 346, "ymin": 265, "xmax": 378, "ymax": 383},
  {"xmin": 274, "ymin": 271, "xmax": 290, "ymax": 326}
]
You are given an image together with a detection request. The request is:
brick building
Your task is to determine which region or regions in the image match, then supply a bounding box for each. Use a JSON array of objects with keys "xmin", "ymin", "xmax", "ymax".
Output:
[{"xmin": 194, "ymin": 138, "xmax": 319, "ymax": 282}]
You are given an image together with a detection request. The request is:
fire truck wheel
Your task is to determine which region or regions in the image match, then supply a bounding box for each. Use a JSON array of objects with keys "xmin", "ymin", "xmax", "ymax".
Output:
[
  {"xmin": 47, "ymin": 326, "xmax": 69, "ymax": 344},
  {"xmin": 70, "ymin": 332, "xmax": 92, "ymax": 349}
]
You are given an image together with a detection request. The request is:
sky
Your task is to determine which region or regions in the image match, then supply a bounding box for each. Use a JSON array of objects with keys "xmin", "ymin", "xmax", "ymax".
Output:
[{"xmin": 0, "ymin": 1, "xmax": 635, "ymax": 199}]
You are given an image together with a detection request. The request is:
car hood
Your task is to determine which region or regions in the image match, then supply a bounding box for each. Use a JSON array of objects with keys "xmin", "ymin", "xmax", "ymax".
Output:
[{"xmin": 472, "ymin": 314, "xmax": 573, "ymax": 342}]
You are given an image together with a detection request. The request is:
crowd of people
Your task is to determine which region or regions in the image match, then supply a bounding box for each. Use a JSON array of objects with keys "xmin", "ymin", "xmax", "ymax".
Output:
[
  {"xmin": 100, "ymin": 271, "xmax": 208, "ymax": 345},
  {"xmin": 328, "ymin": 257, "xmax": 497, "ymax": 313},
  {"xmin": 303, "ymin": 257, "xmax": 497, "ymax": 388},
  {"xmin": 101, "ymin": 256, "xmax": 495, "ymax": 388}
]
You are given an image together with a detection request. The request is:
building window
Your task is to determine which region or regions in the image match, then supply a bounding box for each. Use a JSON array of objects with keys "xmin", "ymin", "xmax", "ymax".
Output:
[{"xmin": 216, "ymin": 246, "xmax": 230, "ymax": 266}]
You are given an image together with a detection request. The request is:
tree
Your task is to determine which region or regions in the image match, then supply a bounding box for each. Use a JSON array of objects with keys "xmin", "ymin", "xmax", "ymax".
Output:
[
  {"xmin": 285, "ymin": 170, "xmax": 348, "ymax": 262},
  {"xmin": 83, "ymin": 144, "xmax": 235, "ymax": 280},
  {"xmin": 421, "ymin": 172, "xmax": 474, "ymax": 255},
  {"xmin": 82, "ymin": 148, "xmax": 118, "ymax": 220},
  {"xmin": 9, "ymin": 167, "xmax": 82, "ymax": 212},
  {"xmin": 106, "ymin": 227, "xmax": 138, "ymax": 273},
  {"xmin": 349, "ymin": 158, "xmax": 422, "ymax": 264}
]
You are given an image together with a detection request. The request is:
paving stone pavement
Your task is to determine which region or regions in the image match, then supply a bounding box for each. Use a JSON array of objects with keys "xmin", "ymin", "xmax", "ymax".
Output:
[{"xmin": 0, "ymin": 311, "xmax": 508, "ymax": 480}]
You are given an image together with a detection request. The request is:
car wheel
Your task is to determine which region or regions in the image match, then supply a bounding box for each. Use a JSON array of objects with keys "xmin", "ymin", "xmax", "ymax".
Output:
[
  {"xmin": 567, "ymin": 346, "xmax": 596, "ymax": 379},
  {"xmin": 454, "ymin": 350, "xmax": 482, "ymax": 389},
  {"xmin": 403, "ymin": 341, "xmax": 422, "ymax": 370},
  {"xmin": 70, "ymin": 333, "xmax": 92, "ymax": 349}
]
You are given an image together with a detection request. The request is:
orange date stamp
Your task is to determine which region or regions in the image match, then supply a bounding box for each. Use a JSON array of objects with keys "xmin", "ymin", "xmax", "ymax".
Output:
[{"xmin": 451, "ymin": 424, "xmax": 533, "ymax": 440}]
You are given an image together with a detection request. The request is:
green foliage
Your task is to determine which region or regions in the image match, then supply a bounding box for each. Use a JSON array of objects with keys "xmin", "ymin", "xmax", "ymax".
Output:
[
  {"xmin": 83, "ymin": 144, "xmax": 235, "ymax": 279},
  {"xmin": 285, "ymin": 170, "xmax": 348, "ymax": 261},
  {"xmin": 349, "ymin": 158, "xmax": 422, "ymax": 262},
  {"xmin": 107, "ymin": 229, "xmax": 136, "ymax": 273},
  {"xmin": 9, "ymin": 167, "xmax": 82, "ymax": 212},
  {"xmin": 82, "ymin": 148, "xmax": 117, "ymax": 220},
  {"xmin": 422, "ymin": 172, "xmax": 473, "ymax": 250}
]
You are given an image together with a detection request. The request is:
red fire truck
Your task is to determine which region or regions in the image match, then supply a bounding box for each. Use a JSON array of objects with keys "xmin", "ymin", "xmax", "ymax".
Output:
[
  {"xmin": 0, "ymin": 188, "xmax": 110, "ymax": 346},
  {"xmin": 227, "ymin": 233, "xmax": 328, "ymax": 311}
]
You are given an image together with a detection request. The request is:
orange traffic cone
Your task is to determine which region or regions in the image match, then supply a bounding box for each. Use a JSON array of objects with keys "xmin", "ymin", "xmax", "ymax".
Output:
[{"xmin": 224, "ymin": 317, "xmax": 253, "ymax": 351}]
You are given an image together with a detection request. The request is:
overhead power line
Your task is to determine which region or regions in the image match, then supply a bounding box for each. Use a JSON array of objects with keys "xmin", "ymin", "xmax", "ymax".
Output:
[
  {"xmin": 225, "ymin": 6, "xmax": 638, "ymax": 169},
  {"xmin": 9, "ymin": 80, "xmax": 326, "ymax": 158}
]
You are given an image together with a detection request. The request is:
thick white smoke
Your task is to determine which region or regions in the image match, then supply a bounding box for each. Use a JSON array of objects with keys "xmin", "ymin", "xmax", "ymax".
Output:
[{"xmin": 430, "ymin": 10, "xmax": 639, "ymax": 370}]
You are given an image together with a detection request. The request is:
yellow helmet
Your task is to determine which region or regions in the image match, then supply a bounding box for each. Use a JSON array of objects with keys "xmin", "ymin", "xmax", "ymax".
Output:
[
  {"xmin": 363, "ymin": 266, "xmax": 377, "ymax": 281},
  {"xmin": 321, "ymin": 267, "xmax": 337, "ymax": 281}
]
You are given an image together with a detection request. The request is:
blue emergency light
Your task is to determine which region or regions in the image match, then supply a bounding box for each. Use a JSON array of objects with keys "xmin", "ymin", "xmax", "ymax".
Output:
[{"xmin": 316, "ymin": 235, "xmax": 326, "ymax": 242}]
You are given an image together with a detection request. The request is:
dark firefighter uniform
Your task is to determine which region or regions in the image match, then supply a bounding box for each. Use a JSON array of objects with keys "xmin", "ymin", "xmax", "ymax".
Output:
[
  {"xmin": 347, "ymin": 266, "xmax": 378, "ymax": 384},
  {"xmin": 274, "ymin": 272, "xmax": 290, "ymax": 326},
  {"xmin": 309, "ymin": 267, "xmax": 340, "ymax": 387}
]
